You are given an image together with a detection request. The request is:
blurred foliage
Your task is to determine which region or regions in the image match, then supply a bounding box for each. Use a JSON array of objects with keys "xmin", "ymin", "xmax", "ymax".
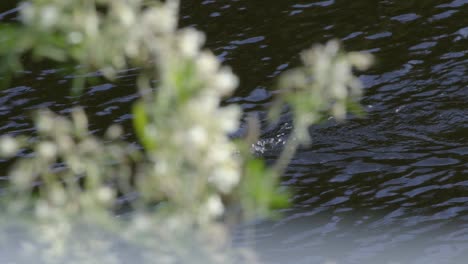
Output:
[
  {"xmin": 0, "ymin": 0, "xmax": 372, "ymax": 263},
  {"xmin": 272, "ymin": 40, "xmax": 372, "ymax": 145}
]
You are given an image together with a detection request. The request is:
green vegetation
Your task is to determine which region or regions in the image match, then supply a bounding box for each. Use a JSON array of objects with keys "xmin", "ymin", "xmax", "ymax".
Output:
[{"xmin": 0, "ymin": 0, "xmax": 372, "ymax": 262}]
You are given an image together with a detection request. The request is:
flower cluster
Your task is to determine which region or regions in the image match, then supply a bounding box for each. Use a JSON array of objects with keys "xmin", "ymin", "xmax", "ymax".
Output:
[
  {"xmin": 15, "ymin": 0, "xmax": 245, "ymax": 223},
  {"xmin": 275, "ymin": 40, "xmax": 373, "ymax": 144},
  {"xmin": 0, "ymin": 0, "xmax": 372, "ymax": 262},
  {"xmin": 134, "ymin": 28, "xmax": 243, "ymax": 222},
  {"xmin": 0, "ymin": 109, "xmax": 137, "ymax": 218},
  {"xmin": 19, "ymin": 0, "xmax": 179, "ymax": 78}
]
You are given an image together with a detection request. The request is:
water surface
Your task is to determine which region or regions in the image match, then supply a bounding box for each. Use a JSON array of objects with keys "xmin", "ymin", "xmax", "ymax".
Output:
[
  {"xmin": 181, "ymin": 1, "xmax": 467, "ymax": 263},
  {"xmin": 1, "ymin": 1, "xmax": 468, "ymax": 263}
]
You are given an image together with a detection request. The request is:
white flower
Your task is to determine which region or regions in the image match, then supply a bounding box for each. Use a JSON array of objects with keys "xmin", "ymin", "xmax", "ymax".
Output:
[
  {"xmin": 324, "ymin": 39, "xmax": 340, "ymax": 56},
  {"xmin": 84, "ymin": 12, "xmax": 99, "ymax": 37},
  {"xmin": 178, "ymin": 28, "xmax": 205, "ymax": 58},
  {"xmin": 348, "ymin": 52, "xmax": 373, "ymax": 70},
  {"xmin": 0, "ymin": 136, "xmax": 18, "ymax": 157},
  {"xmin": 96, "ymin": 187, "xmax": 115, "ymax": 204},
  {"xmin": 204, "ymin": 195, "xmax": 224, "ymax": 219},
  {"xmin": 188, "ymin": 125, "xmax": 208, "ymax": 147},
  {"xmin": 36, "ymin": 113, "xmax": 54, "ymax": 133},
  {"xmin": 196, "ymin": 51, "xmax": 219, "ymax": 79},
  {"xmin": 209, "ymin": 165, "xmax": 240, "ymax": 194},
  {"xmin": 206, "ymin": 140, "xmax": 233, "ymax": 164},
  {"xmin": 154, "ymin": 161, "xmax": 168, "ymax": 175},
  {"xmin": 37, "ymin": 141, "xmax": 57, "ymax": 160},
  {"xmin": 115, "ymin": 2, "xmax": 135, "ymax": 27},
  {"xmin": 330, "ymin": 60, "xmax": 349, "ymax": 100},
  {"xmin": 213, "ymin": 67, "xmax": 239, "ymax": 95},
  {"xmin": 105, "ymin": 124, "xmax": 123, "ymax": 140},
  {"xmin": 332, "ymin": 103, "xmax": 346, "ymax": 120},
  {"xmin": 189, "ymin": 94, "xmax": 219, "ymax": 114},
  {"xmin": 67, "ymin": 31, "xmax": 83, "ymax": 44},
  {"xmin": 143, "ymin": 6, "xmax": 177, "ymax": 34},
  {"xmin": 40, "ymin": 5, "xmax": 59, "ymax": 29},
  {"xmin": 19, "ymin": 3, "xmax": 34, "ymax": 24},
  {"xmin": 11, "ymin": 170, "xmax": 33, "ymax": 190},
  {"xmin": 218, "ymin": 105, "xmax": 241, "ymax": 132}
]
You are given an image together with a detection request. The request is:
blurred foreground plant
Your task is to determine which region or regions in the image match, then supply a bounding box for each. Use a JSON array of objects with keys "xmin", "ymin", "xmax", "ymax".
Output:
[{"xmin": 0, "ymin": 0, "xmax": 372, "ymax": 263}]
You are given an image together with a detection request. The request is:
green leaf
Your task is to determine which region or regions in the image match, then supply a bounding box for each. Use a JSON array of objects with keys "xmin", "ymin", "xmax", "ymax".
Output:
[
  {"xmin": 132, "ymin": 101, "xmax": 157, "ymax": 151},
  {"xmin": 243, "ymin": 158, "xmax": 290, "ymax": 217},
  {"xmin": 347, "ymin": 100, "xmax": 366, "ymax": 117}
]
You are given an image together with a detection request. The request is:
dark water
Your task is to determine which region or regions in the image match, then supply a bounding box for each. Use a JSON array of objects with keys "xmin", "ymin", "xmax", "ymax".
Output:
[{"xmin": 2, "ymin": 1, "xmax": 468, "ymax": 263}]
